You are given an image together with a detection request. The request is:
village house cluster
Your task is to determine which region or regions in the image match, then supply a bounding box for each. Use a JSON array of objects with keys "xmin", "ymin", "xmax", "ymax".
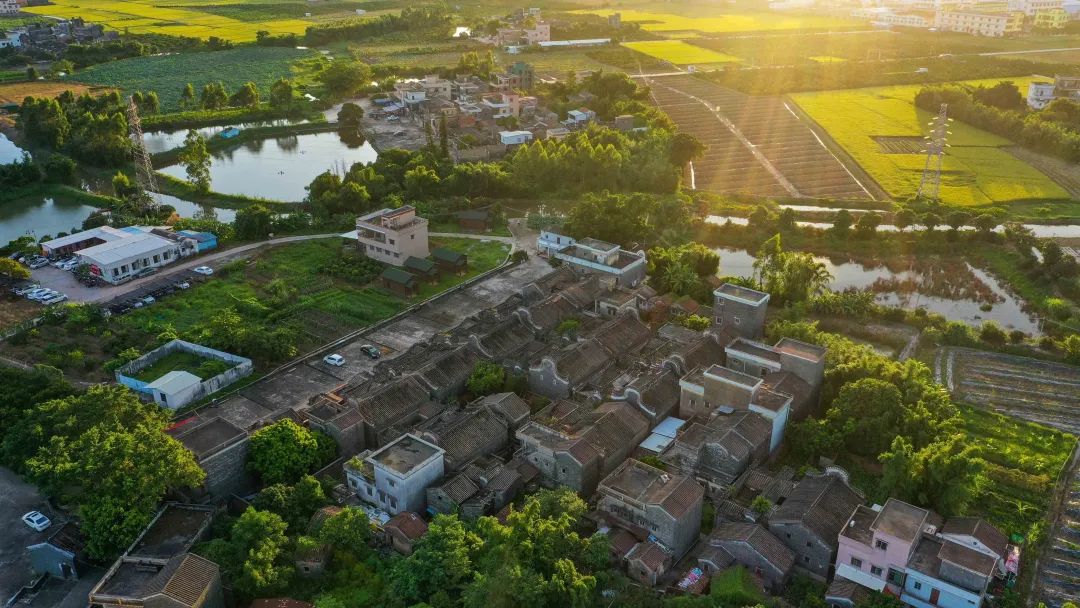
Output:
[
  {"xmin": 373, "ymin": 61, "xmax": 638, "ymax": 161},
  {"xmin": 851, "ymin": 0, "xmax": 1074, "ymax": 36},
  {"xmin": 0, "ymin": 16, "xmax": 118, "ymax": 50}
]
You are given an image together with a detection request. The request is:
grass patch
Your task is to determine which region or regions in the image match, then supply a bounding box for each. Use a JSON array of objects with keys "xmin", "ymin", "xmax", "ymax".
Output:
[
  {"xmin": 809, "ymin": 55, "xmax": 847, "ymax": 64},
  {"xmin": 128, "ymin": 350, "xmax": 232, "ymax": 382},
  {"xmin": 73, "ymin": 47, "xmax": 314, "ymax": 111},
  {"xmin": 0, "ymin": 80, "xmax": 114, "ymax": 105},
  {"xmin": 622, "ymin": 40, "xmax": 740, "ymax": 66},
  {"xmin": 710, "ymin": 565, "xmax": 766, "ymax": 604},
  {"xmin": 790, "ymin": 78, "xmax": 1070, "ymax": 207},
  {"xmin": 959, "ymin": 404, "xmax": 1074, "ymax": 537},
  {"xmin": 415, "ymin": 237, "xmax": 510, "ymax": 300}
]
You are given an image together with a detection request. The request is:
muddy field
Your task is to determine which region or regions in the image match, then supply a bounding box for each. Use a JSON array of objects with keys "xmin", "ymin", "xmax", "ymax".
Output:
[{"xmin": 645, "ymin": 74, "xmax": 874, "ymax": 201}]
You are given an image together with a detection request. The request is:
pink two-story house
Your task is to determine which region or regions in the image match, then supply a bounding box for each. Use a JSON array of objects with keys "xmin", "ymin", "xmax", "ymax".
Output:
[{"xmin": 834, "ymin": 499, "xmax": 942, "ymax": 595}]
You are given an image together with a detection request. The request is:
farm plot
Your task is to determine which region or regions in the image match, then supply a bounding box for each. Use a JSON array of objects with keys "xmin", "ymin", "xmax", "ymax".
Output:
[
  {"xmin": 943, "ymin": 348, "xmax": 1080, "ymax": 607},
  {"xmin": 791, "ymin": 81, "xmax": 1070, "ymax": 206},
  {"xmin": 20, "ymin": 0, "xmax": 313, "ymax": 42},
  {"xmin": 647, "ymin": 74, "xmax": 873, "ymax": 200},
  {"xmin": 73, "ymin": 47, "xmax": 313, "ymax": 111},
  {"xmin": 621, "ymin": 40, "xmax": 740, "ymax": 67},
  {"xmin": 0, "ymin": 81, "xmax": 112, "ymax": 105},
  {"xmin": 573, "ymin": 9, "xmax": 858, "ymax": 36}
]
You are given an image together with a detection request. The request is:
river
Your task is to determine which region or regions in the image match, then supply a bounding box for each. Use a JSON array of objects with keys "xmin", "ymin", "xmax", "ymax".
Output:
[
  {"xmin": 141, "ymin": 119, "xmax": 310, "ymax": 155},
  {"xmin": 0, "ymin": 133, "xmax": 26, "ymax": 164},
  {"xmin": 157, "ymin": 131, "xmax": 379, "ymax": 202}
]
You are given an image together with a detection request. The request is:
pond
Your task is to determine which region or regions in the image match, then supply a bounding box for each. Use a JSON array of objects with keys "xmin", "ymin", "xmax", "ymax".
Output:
[
  {"xmin": 142, "ymin": 119, "xmax": 311, "ymax": 154},
  {"xmin": 0, "ymin": 196, "xmax": 98, "ymax": 246},
  {"xmin": 714, "ymin": 247, "xmax": 1040, "ymax": 334},
  {"xmin": 709, "ymin": 214, "xmax": 1080, "ymax": 240},
  {"xmin": 148, "ymin": 192, "xmax": 237, "ymax": 223},
  {"xmin": 0, "ymin": 133, "xmax": 27, "ymax": 164},
  {"xmin": 158, "ymin": 131, "xmax": 379, "ymax": 202}
]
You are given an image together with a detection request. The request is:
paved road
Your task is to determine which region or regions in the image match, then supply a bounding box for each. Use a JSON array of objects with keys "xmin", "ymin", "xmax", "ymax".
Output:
[{"xmin": 0, "ymin": 467, "xmax": 59, "ymax": 601}]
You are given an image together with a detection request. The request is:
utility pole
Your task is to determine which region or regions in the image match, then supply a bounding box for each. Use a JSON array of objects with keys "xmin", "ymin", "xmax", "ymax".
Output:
[
  {"xmin": 127, "ymin": 96, "xmax": 158, "ymax": 193},
  {"xmin": 917, "ymin": 103, "xmax": 951, "ymax": 202}
]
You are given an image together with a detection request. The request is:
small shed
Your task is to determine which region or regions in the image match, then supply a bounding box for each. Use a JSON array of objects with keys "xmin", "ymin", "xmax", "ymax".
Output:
[
  {"xmin": 384, "ymin": 512, "xmax": 428, "ymax": 555},
  {"xmin": 456, "ymin": 209, "xmax": 492, "ymax": 232},
  {"xmin": 27, "ymin": 521, "xmax": 86, "ymax": 580},
  {"xmin": 146, "ymin": 371, "xmax": 202, "ymax": 410},
  {"xmin": 432, "ymin": 247, "xmax": 468, "ymax": 275},
  {"xmin": 176, "ymin": 230, "xmax": 218, "ymax": 252},
  {"xmin": 404, "ymin": 256, "xmax": 440, "ymax": 283},
  {"xmin": 381, "ymin": 266, "xmax": 419, "ymax": 297}
]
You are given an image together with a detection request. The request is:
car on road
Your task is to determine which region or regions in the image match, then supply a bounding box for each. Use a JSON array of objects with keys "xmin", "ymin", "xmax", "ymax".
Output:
[
  {"xmin": 21, "ymin": 511, "xmax": 50, "ymax": 532},
  {"xmin": 193, "ymin": 266, "xmax": 213, "ymax": 276},
  {"xmin": 41, "ymin": 294, "xmax": 68, "ymax": 305},
  {"xmin": 323, "ymin": 354, "xmax": 345, "ymax": 366},
  {"xmin": 360, "ymin": 344, "xmax": 381, "ymax": 359},
  {"xmin": 60, "ymin": 260, "xmax": 80, "ymax": 271}
]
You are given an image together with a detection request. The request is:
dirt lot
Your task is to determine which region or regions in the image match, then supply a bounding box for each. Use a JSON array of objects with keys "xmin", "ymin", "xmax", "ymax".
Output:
[{"xmin": 0, "ymin": 467, "xmax": 60, "ymax": 600}]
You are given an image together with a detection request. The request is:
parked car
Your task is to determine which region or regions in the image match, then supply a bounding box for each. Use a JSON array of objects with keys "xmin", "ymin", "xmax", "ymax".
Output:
[
  {"xmin": 141, "ymin": 296, "xmax": 156, "ymax": 305},
  {"xmin": 26, "ymin": 258, "xmax": 49, "ymax": 269},
  {"xmin": 176, "ymin": 282, "xmax": 190, "ymax": 289},
  {"xmin": 14, "ymin": 284, "xmax": 41, "ymax": 295},
  {"xmin": 193, "ymin": 266, "xmax": 214, "ymax": 276},
  {"xmin": 359, "ymin": 344, "xmax": 381, "ymax": 359},
  {"xmin": 27, "ymin": 289, "xmax": 57, "ymax": 301},
  {"xmin": 323, "ymin": 354, "xmax": 345, "ymax": 366},
  {"xmin": 41, "ymin": 294, "xmax": 68, "ymax": 305},
  {"xmin": 133, "ymin": 267, "xmax": 157, "ymax": 278},
  {"xmin": 21, "ymin": 511, "xmax": 51, "ymax": 532}
]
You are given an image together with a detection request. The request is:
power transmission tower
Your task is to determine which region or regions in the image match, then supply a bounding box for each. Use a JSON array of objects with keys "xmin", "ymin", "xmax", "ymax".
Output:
[
  {"xmin": 127, "ymin": 96, "xmax": 158, "ymax": 193},
  {"xmin": 917, "ymin": 103, "xmax": 951, "ymax": 202}
]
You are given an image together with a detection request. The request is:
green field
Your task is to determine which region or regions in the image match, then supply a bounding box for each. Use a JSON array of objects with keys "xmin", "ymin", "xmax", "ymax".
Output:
[
  {"xmin": 960, "ymin": 405, "xmax": 1075, "ymax": 538},
  {"xmin": 574, "ymin": 8, "xmax": 858, "ymax": 36},
  {"xmin": 128, "ymin": 350, "xmax": 232, "ymax": 382},
  {"xmin": 622, "ymin": 40, "xmax": 739, "ymax": 66},
  {"xmin": 73, "ymin": 47, "xmax": 313, "ymax": 111},
  {"xmin": 791, "ymin": 78, "xmax": 1070, "ymax": 206}
]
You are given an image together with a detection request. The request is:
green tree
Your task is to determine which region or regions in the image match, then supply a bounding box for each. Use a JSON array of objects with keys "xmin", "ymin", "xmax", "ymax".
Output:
[
  {"xmin": 252, "ymin": 475, "xmax": 329, "ymax": 531},
  {"xmin": 669, "ymin": 132, "xmax": 706, "ymax": 166},
  {"xmin": 467, "ymin": 361, "xmax": 505, "ymax": 397},
  {"xmin": 112, "ymin": 171, "xmax": 133, "ymax": 197},
  {"xmin": 178, "ymin": 129, "xmax": 212, "ymax": 194},
  {"xmin": 894, "ymin": 208, "xmax": 916, "ymax": 232},
  {"xmin": 750, "ymin": 496, "xmax": 772, "ymax": 518},
  {"xmin": 973, "ymin": 213, "xmax": 997, "ymax": 237},
  {"xmin": 827, "ymin": 378, "xmax": 904, "ymax": 457},
  {"xmin": 855, "ymin": 212, "xmax": 882, "ymax": 236},
  {"xmin": 404, "ymin": 165, "xmax": 441, "ymax": 199},
  {"xmin": 921, "ymin": 212, "xmax": 941, "ymax": 233},
  {"xmin": 235, "ymin": 204, "xmax": 274, "ymax": 240},
  {"xmin": 833, "ymin": 209, "xmax": 853, "ymax": 233},
  {"xmin": 391, "ymin": 514, "xmax": 483, "ymax": 604},
  {"xmin": 231, "ymin": 508, "xmax": 292, "ymax": 598},
  {"xmin": 438, "ymin": 112, "xmax": 450, "ymax": 158},
  {"xmin": 231, "ymin": 81, "xmax": 260, "ymax": 109},
  {"xmin": 20, "ymin": 386, "xmax": 204, "ymax": 559},
  {"xmin": 338, "ymin": 102, "xmax": 364, "ymax": 127},
  {"xmin": 0, "ymin": 258, "xmax": 30, "ymax": 280},
  {"xmin": 663, "ymin": 261, "xmax": 700, "ymax": 296},
  {"xmin": 319, "ymin": 59, "xmax": 372, "ymax": 95},
  {"xmin": 200, "ymin": 82, "xmax": 229, "ymax": 110},
  {"xmin": 248, "ymin": 419, "xmax": 324, "ymax": 485},
  {"xmin": 269, "ymin": 78, "xmax": 294, "ymax": 108},
  {"xmin": 180, "ymin": 83, "xmax": 195, "ymax": 109},
  {"xmin": 318, "ymin": 506, "xmax": 373, "ymax": 555},
  {"xmin": 946, "ymin": 210, "xmax": 969, "ymax": 232},
  {"xmin": 679, "ymin": 314, "xmax": 712, "ymax": 331}
]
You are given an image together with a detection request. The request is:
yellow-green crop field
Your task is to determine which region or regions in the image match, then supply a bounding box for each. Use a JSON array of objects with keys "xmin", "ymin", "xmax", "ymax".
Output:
[
  {"xmin": 575, "ymin": 9, "xmax": 858, "ymax": 36},
  {"xmin": 809, "ymin": 55, "xmax": 847, "ymax": 63},
  {"xmin": 622, "ymin": 40, "xmax": 739, "ymax": 66},
  {"xmin": 791, "ymin": 78, "xmax": 1070, "ymax": 206},
  {"xmin": 20, "ymin": 0, "xmax": 313, "ymax": 42}
]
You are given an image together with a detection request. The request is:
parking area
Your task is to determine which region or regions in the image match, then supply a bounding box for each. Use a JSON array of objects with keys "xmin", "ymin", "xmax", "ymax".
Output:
[{"xmin": 0, "ymin": 467, "xmax": 60, "ymax": 601}]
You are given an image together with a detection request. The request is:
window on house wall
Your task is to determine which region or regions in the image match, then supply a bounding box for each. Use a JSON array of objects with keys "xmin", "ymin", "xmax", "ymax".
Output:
[
  {"xmin": 913, "ymin": 581, "xmax": 922, "ymax": 591},
  {"xmin": 806, "ymin": 541, "xmax": 812, "ymax": 548},
  {"xmin": 388, "ymin": 479, "xmax": 396, "ymax": 487},
  {"xmin": 887, "ymin": 568, "xmax": 905, "ymax": 586},
  {"xmin": 875, "ymin": 539, "xmax": 889, "ymax": 551},
  {"xmin": 850, "ymin": 557, "xmax": 862, "ymax": 568},
  {"xmin": 870, "ymin": 566, "xmax": 883, "ymax": 577}
]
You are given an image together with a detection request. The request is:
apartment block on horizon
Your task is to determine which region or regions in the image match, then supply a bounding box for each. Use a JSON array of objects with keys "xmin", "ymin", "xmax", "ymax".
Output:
[
  {"xmin": 933, "ymin": 8, "xmax": 1025, "ymax": 36},
  {"xmin": 355, "ymin": 206, "xmax": 430, "ymax": 267}
]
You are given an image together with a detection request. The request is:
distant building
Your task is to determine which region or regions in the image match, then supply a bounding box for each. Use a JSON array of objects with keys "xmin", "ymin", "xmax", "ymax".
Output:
[
  {"xmin": 1027, "ymin": 75, "xmax": 1080, "ymax": 109},
  {"xmin": 0, "ymin": 0, "xmax": 20, "ymax": 15},
  {"xmin": 1009, "ymin": 0, "xmax": 1064, "ymax": 16},
  {"xmin": 499, "ymin": 130, "xmax": 534, "ymax": 145},
  {"xmin": 1034, "ymin": 6, "xmax": 1070, "ymax": 27},
  {"xmin": 115, "ymin": 339, "xmax": 253, "ymax": 410},
  {"xmin": 933, "ymin": 9, "xmax": 1025, "ymax": 36},
  {"xmin": 42, "ymin": 226, "xmax": 198, "ymax": 285},
  {"xmin": 355, "ymin": 206, "xmax": 430, "ymax": 266},
  {"xmin": 346, "ymin": 434, "xmax": 446, "ymax": 515},
  {"xmin": 713, "ymin": 283, "xmax": 770, "ymax": 340}
]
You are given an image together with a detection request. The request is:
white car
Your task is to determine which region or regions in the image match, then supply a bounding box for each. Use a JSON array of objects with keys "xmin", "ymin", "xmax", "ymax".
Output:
[
  {"xmin": 42, "ymin": 294, "xmax": 68, "ymax": 305},
  {"xmin": 14, "ymin": 284, "xmax": 40, "ymax": 295},
  {"xmin": 23, "ymin": 288, "xmax": 49, "ymax": 299},
  {"xmin": 21, "ymin": 511, "xmax": 51, "ymax": 532},
  {"xmin": 29, "ymin": 290, "xmax": 58, "ymax": 301},
  {"xmin": 323, "ymin": 354, "xmax": 345, "ymax": 366},
  {"xmin": 193, "ymin": 266, "xmax": 214, "ymax": 276}
]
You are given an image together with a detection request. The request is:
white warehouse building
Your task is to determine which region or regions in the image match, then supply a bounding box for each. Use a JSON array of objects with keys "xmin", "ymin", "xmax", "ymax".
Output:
[{"xmin": 78, "ymin": 231, "xmax": 192, "ymax": 284}]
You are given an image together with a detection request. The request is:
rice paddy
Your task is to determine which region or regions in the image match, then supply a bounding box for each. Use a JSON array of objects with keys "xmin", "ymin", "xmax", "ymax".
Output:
[
  {"xmin": 575, "ymin": 9, "xmax": 858, "ymax": 36},
  {"xmin": 19, "ymin": 0, "xmax": 323, "ymax": 42},
  {"xmin": 791, "ymin": 78, "xmax": 1069, "ymax": 206},
  {"xmin": 621, "ymin": 40, "xmax": 740, "ymax": 66}
]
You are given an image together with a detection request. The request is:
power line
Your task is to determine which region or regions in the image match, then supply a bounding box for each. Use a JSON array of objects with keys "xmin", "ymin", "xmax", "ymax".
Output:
[
  {"xmin": 917, "ymin": 103, "xmax": 952, "ymax": 202},
  {"xmin": 127, "ymin": 96, "xmax": 158, "ymax": 194}
]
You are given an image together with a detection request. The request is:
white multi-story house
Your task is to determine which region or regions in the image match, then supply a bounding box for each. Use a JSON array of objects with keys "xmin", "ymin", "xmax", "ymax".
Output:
[
  {"xmin": 355, "ymin": 206, "xmax": 430, "ymax": 267},
  {"xmin": 1008, "ymin": 0, "xmax": 1063, "ymax": 15},
  {"xmin": 1027, "ymin": 75, "xmax": 1080, "ymax": 109},
  {"xmin": 345, "ymin": 434, "xmax": 445, "ymax": 515},
  {"xmin": 0, "ymin": 0, "xmax": 21, "ymax": 16},
  {"xmin": 933, "ymin": 9, "xmax": 1025, "ymax": 36}
]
